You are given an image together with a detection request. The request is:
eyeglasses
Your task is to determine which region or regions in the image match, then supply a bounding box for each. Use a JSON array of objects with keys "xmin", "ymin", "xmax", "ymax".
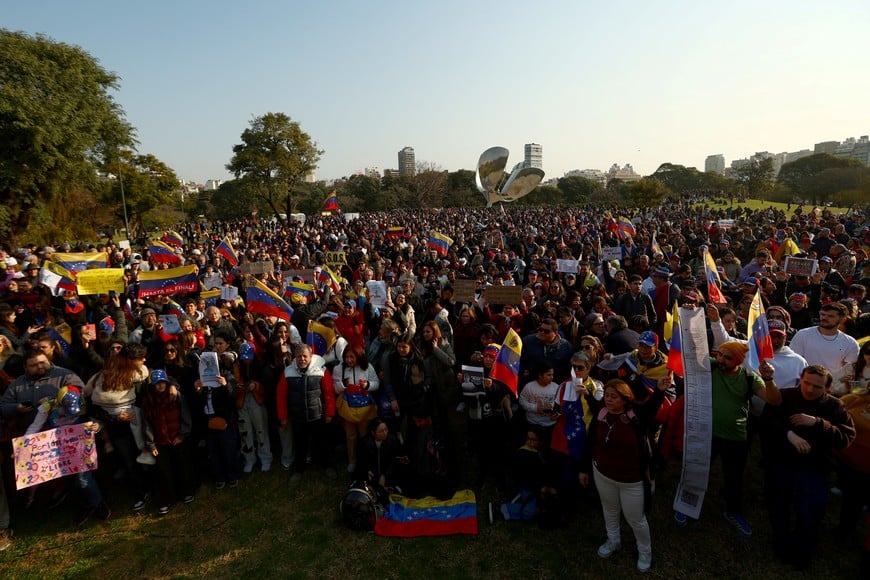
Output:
[{"xmin": 572, "ymin": 365, "xmax": 588, "ymax": 371}]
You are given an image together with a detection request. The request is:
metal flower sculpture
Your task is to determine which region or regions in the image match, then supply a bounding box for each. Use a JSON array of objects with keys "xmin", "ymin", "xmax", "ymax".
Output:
[{"xmin": 474, "ymin": 146, "xmax": 545, "ymax": 207}]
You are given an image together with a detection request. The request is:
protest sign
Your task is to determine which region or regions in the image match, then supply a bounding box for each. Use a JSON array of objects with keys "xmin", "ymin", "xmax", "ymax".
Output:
[
  {"xmin": 159, "ymin": 315, "xmax": 181, "ymax": 335},
  {"xmin": 601, "ymin": 247, "xmax": 622, "ymax": 262},
  {"xmin": 13, "ymin": 424, "xmax": 98, "ymax": 490},
  {"xmin": 241, "ymin": 260, "xmax": 274, "ymax": 275},
  {"xmin": 202, "ymin": 272, "xmax": 222, "ymax": 290},
  {"xmin": 452, "ymin": 280, "xmax": 477, "ymax": 303},
  {"xmin": 326, "ymin": 251, "xmax": 347, "ymax": 266},
  {"xmin": 783, "ymin": 256, "xmax": 817, "ymax": 277},
  {"xmin": 75, "ymin": 268, "xmax": 125, "ymax": 295},
  {"xmin": 220, "ymin": 285, "xmax": 239, "ymax": 301},
  {"xmin": 365, "ymin": 280, "xmax": 388, "ymax": 308},
  {"xmin": 556, "ymin": 259, "xmax": 579, "ymax": 273},
  {"xmin": 199, "ymin": 352, "xmax": 221, "ymax": 388},
  {"xmin": 483, "ymin": 285, "xmax": 522, "ymax": 305}
]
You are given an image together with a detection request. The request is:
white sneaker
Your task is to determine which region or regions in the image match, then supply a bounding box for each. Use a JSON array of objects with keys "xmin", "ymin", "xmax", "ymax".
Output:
[
  {"xmin": 243, "ymin": 462, "xmax": 255, "ymax": 474},
  {"xmin": 597, "ymin": 539, "xmax": 622, "ymax": 558},
  {"xmin": 136, "ymin": 451, "xmax": 156, "ymax": 465},
  {"xmin": 637, "ymin": 552, "xmax": 652, "ymax": 572}
]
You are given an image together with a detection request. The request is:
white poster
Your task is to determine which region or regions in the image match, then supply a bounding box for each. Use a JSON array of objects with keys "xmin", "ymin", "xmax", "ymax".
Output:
[
  {"xmin": 220, "ymin": 285, "xmax": 239, "ymax": 301},
  {"xmin": 159, "ymin": 314, "xmax": 181, "ymax": 335},
  {"xmin": 198, "ymin": 351, "xmax": 221, "ymax": 389},
  {"xmin": 366, "ymin": 280, "xmax": 388, "ymax": 308},
  {"xmin": 601, "ymin": 247, "xmax": 622, "ymax": 262},
  {"xmin": 672, "ymin": 307, "xmax": 713, "ymax": 520},
  {"xmin": 556, "ymin": 259, "xmax": 579, "ymax": 273}
]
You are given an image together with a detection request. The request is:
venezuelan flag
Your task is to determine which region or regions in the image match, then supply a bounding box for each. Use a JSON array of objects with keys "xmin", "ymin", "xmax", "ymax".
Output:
[
  {"xmin": 245, "ymin": 278, "xmax": 293, "ymax": 322},
  {"xmin": 746, "ymin": 289, "xmax": 774, "ymax": 371},
  {"xmin": 138, "ymin": 265, "xmax": 199, "ymax": 299},
  {"xmin": 374, "ymin": 490, "xmax": 478, "ymax": 538},
  {"xmin": 773, "ymin": 237, "xmax": 800, "ymax": 263},
  {"xmin": 39, "ymin": 261, "xmax": 77, "ymax": 296},
  {"xmin": 46, "ymin": 323, "xmax": 73, "ymax": 357},
  {"xmin": 306, "ymin": 320, "xmax": 337, "ymax": 356},
  {"xmin": 651, "ymin": 231, "xmax": 662, "ymax": 256},
  {"xmin": 427, "ymin": 231, "xmax": 453, "ymax": 257},
  {"xmin": 200, "ymin": 288, "xmax": 221, "ymax": 308},
  {"xmin": 318, "ymin": 265, "xmax": 342, "ymax": 292},
  {"xmin": 284, "ymin": 281, "xmax": 314, "ymax": 300},
  {"xmin": 609, "ymin": 217, "xmax": 636, "ymax": 241},
  {"xmin": 216, "ymin": 237, "xmax": 239, "ymax": 267},
  {"xmin": 490, "ymin": 328, "xmax": 522, "ymax": 397},
  {"xmin": 98, "ymin": 316, "xmax": 116, "ymax": 334},
  {"xmin": 665, "ymin": 303, "xmax": 684, "ymax": 377},
  {"xmin": 703, "ymin": 247, "xmax": 727, "ymax": 304},
  {"xmin": 385, "ymin": 226, "xmax": 408, "ymax": 239},
  {"xmin": 52, "ymin": 252, "xmax": 109, "ymax": 273},
  {"xmin": 160, "ymin": 230, "xmax": 185, "ymax": 248},
  {"xmin": 322, "ymin": 191, "xmax": 340, "ymax": 212},
  {"xmin": 166, "ymin": 297, "xmax": 186, "ymax": 319},
  {"xmin": 149, "ymin": 240, "xmax": 182, "ymax": 264}
]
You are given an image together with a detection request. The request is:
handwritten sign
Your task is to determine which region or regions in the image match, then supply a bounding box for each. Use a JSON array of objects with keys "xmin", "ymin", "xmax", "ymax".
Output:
[
  {"xmin": 483, "ymin": 285, "xmax": 522, "ymax": 305},
  {"xmin": 13, "ymin": 424, "xmax": 98, "ymax": 490},
  {"xmin": 326, "ymin": 251, "xmax": 347, "ymax": 266},
  {"xmin": 75, "ymin": 268, "xmax": 125, "ymax": 295},
  {"xmin": 556, "ymin": 259, "xmax": 579, "ymax": 273},
  {"xmin": 452, "ymin": 280, "xmax": 477, "ymax": 303},
  {"xmin": 783, "ymin": 256, "xmax": 817, "ymax": 277},
  {"xmin": 160, "ymin": 314, "xmax": 181, "ymax": 335},
  {"xmin": 601, "ymin": 247, "xmax": 622, "ymax": 262},
  {"xmin": 220, "ymin": 285, "xmax": 239, "ymax": 301},
  {"xmin": 241, "ymin": 260, "xmax": 274, "ymax": 275}
]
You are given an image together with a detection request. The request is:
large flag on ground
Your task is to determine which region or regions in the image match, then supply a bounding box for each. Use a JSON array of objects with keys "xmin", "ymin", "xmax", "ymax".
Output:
[
  {"xmin": 39, "ymin": 261, "xmax": 77, "ymax": 296},
  {"xmin": 245, "ymin": 278, "xmax": 293, "ymax": 322},
  {"xmin": 427, "ymin": 231, "xmax": 453, "ymax": 257},
  {"xmin": 665, "ymin": 303, "xmax": 684, "ymax": 377},
  {"xmin": 216, "ymin": 237, "xmax": 239, "ymax": 267},
  {"xmin": 746, "ymin": 288, "xmax": 774, "ymax": 371},
  {"xmin": 374, "ymin": 490, "xmax": 478, "ymax": 538},
  {"xmin": 306, "ymin": 320, "xmax": 337, "ymax": 356},
  {"xmin": 702, "ymin": 247, "xmax": 727, "ymax": 304},
  {"xmin": 52, "ymin": 252, "xmax": 109, "ymax": 273},
  {"xmin": 160, "ymin": 230, "xmax": 185, "ymax": 248},
  {"xmin": 322, "ymin": 191, "xmax": 340, "ymax": 212},
  {"xmin": 490, "ymin": 328, "xmax": 522, "ymax": 397},
  {"xmin": 318, "ymin": 265, "xmax": 342, "ymax": 293},
  {"xmin": 138, "ymin": 266, "xmax": 199, "ymax": 298},
  {"xmin": 149, "ymin": 241, "xmax": 182, "ymax": 265}
]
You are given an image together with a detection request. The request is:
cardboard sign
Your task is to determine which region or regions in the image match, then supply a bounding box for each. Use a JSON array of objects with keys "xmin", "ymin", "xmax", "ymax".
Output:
[
  {"xmin": 13, "ymin": 424, "xmax": 99, "ymax": 490},
  {"xmin": 241, "ymin": 260, "xmax": 274, "ymax": 275},
  {"xmin": 483, "ymin": 285, "xmax": 522, "ymax": 305},
  {"xmin": 601, "ymin": 247, "xmax": 622, "ymax": 262},
  {"xmin": 452, "ymin": 280, "xmax": 477, "ymax": 303},
  {"xmin": 202, "ymin": 272, "xmax": 222, "ymax": 290},
  {"xmin": 284, "ymin": 269, "xmax": 316, "ymax": 285},
  {"xmin": 556, "ymin": 259, "xmax": 579, "ymax": 273},
  {"xmin": 783, "ymin": 256, "xmax": 817, "ymax": 277},
  {"xmin": 220, "ymin": 285, "xmax": 239, "ymax": 301},
  {"xmin": 326, "ymin": 251, "xmax": 347, "ymax": 266},
  {"xmin": 75, "ymin": 268, "xmax": 125, "ymax": 295}
]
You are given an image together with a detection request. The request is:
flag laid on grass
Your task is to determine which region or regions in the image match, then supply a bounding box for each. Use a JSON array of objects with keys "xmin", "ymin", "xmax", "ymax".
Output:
[{"xmin": 374, "ymin": 489, "xmax": 478, "ymax": 538}]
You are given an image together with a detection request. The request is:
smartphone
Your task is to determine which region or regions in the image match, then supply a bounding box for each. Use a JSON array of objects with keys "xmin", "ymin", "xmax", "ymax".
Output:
[{"xmin": 108, "ymin": 290, "xmax": 116, "ymax": 299}]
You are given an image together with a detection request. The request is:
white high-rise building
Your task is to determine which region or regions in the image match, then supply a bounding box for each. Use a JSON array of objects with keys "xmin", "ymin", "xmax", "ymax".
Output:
[
  {"xmin": 705, "ymin": 154, "xmax": 725, "ymax": 175},
  {"xmin": 524, "ymin": 143, "xmax": 543, "ymax": 169},
  {"xmin": 398, "ymin": 147, "xmax": 416, "ymax": 176}
]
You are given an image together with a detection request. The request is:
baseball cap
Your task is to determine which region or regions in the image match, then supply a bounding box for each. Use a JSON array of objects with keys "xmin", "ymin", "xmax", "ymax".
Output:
[
  {"xmin": 638, "ymin": 331, "xmax": 659, "ymax": 346},
  {"xmin": 150, "ymin": 369, "xmax": 168, "ymax": 385},
  {"xmin": 767, "ymin": 319, "xmax": 787, "ymax": 335}
]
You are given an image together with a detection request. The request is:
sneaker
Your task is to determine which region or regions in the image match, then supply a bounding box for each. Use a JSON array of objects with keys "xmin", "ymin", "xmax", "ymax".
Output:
[
  {"xmin": 158, "ymin": 505, "xmax": 170, "ymax": 516},
  {"xmin": 637, "ymin": 552, "xmax": 652, "ymax": 573},
  {"xmin": 0, "ymin": 528, "xmax": 13, "ymax": 552},
  {"xmin": 48, "ymin": 490, "xmax": 69, "ymax": 509},
  {"xmin": 215, "ymin": 481, "xmax": 226, "ymax": 490},
  {"xmin": 228, "ymin": 480, "xmax": 239, "ymax": 489},
  {"xmin": 243, "ymin": 462, "xmax": 255, "ymax": 474},
  {"xmin": 597, "ymin": 539, "xmax": 622, "ymax": 558},
  {"xmin": 281, "ymin": 462, "xmax": 292, "ymax": 471},
  {"xmin": 136, "ymin": 451, "xmax": 156, "ymax": 466},
  {"xmin": 289, "ymin": 473, "xmax": 302, "ymax": 485},
  {"xmin": 261, "ymin": 463, "xmax": 271, "ymax": 472},
  {"xmin": 132, "ymin": 494, "xmax": 151, "ymax": 512},
  {"xmin": 674, "ymin": 511, "xmax": 688, "ymax": 527},
  {"xmin": 183, "ymin": 495, "xmax": 195, "ymax": 504},
  {"xmin": 723, "ymin": 512, "xmax": 753, "ymax": 538},
  {"xmin": 347, "ymin": 463, "xmax": 356, "ymax": 474}
]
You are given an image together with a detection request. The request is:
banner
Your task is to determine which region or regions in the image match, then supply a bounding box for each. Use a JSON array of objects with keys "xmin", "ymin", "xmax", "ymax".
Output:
[
  {"xmin": 13, "ymin": 424, "xmax": 98, "ymax": 490},
  {"xmin": 240, "ymin": 260, "xmax": 274, "ymax": 275},
  {"xmin": 75, "ymin": 268, "xmax": 125, "ymax": 295},
  {"xmin": 672, "ymin": 307, "xmax": 712, "ymax": 520},
  {"xmin": 138, "ymin": 265, "xmax": 199, "ymax": 298}
]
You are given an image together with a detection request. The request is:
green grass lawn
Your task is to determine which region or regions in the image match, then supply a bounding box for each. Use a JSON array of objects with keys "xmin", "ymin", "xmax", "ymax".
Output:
[
  {"xmin": 696, "ymin": 197, "xmax": 852, "ymax": 216},
  {"xmin": 0, "ymin": 442, "xmax": 864, "ymax": 579}
]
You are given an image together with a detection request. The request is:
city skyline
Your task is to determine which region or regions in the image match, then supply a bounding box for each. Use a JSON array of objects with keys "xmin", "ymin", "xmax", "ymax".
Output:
[{"xmin": 6, "ymin": 0, "xmax": 869, "ymax": 184}]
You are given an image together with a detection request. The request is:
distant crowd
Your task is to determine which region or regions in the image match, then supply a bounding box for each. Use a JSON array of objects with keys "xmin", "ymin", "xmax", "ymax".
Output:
[{"xmin": 0, "ymin": 193, "xmax": 869, "ymax": 572}]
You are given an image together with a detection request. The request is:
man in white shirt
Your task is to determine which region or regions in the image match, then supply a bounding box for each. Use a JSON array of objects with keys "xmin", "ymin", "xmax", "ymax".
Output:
[{"xmin": 789, "ymin": 302, "xmax": 860, "ymax": 395}]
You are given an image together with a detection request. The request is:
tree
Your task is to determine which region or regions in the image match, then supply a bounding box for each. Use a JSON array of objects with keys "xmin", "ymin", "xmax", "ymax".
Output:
[
  {"xmin": 524, "ymin": 185, "xmax": 563, "ymax": 206},
  {"xmin": 208, "ymin": 179, "xmax": 261, "ymax": 221},
  {"xmin": 650, "ymin": 163, "xmax": 735, "ymax": 193},
  {"xmin": 732, "ymin": 157, "xmax": 774, "ymax": 197},
  {"xmin": 557, "ymin": 175, "xmax": 604, "ymax": 205},
  {"xmin": 777, "ymin": 153, "xmax": 866, "ymax": 204},
  {"xmin": 411, "ymin": 161, "xmax": 447, "ymax": 208},
  {"xmin": 100, "ymin": 152, "xmax": 179, "ymax": 240},
  {"xmin": 443, "ymin": 169, "xmax": 482, "ymax": 208},
  {"xmin": 0, "ymin": 30, "xmax": 135, "ymax": 243},
  {"xmin": 226, "ymin": 113, "xmax": 323, "ymax": 220},
  {"xmin": 628, "ymin": 178, "xmax": 673, "ymax": 207}
]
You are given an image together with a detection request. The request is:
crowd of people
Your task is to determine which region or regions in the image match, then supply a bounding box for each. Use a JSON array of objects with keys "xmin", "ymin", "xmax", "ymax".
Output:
[{"xmin": 0, "ymin": 193, "xmax": 869, "ymax": 573}]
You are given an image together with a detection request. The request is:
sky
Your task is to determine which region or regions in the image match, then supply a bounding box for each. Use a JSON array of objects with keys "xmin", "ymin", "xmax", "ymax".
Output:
[{"xmin": 6, "ymin": 0, "xmax": 870, "ymax": 184}]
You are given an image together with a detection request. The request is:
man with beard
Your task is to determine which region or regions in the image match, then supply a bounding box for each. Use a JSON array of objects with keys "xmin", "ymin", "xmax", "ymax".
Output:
[
  {"xmin": 0, "ymin": 350, "xmax": 85, "ymax": 428},
  {"xmin": 790, "ymin": 302, "xmax": 860, "ymax": 396}
]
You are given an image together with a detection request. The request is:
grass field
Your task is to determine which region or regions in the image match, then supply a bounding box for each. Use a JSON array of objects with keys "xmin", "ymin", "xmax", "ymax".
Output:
[
  {"xmin": 696, "ymin": 197, "xmax": 853, "ymax": 216},
  {"xmin": 0, "ymin": 440, "xmax": 864, "ymax": 580}
]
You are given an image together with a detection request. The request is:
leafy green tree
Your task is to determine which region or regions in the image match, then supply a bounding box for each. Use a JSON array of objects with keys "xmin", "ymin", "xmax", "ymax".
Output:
[
  {"xmin": 444, "ymin": 169, "xmax": 482, "ymax": 208},
  {"xmin": 628, "ymin": 178, "xmax": 673, "ymax": 207},
  {"xmin": 226, "ymin": 112, "xmax": 323, "ymax": 220},
  {"xmin": 777, "ymin": 153, "xmax": 866, "ymax": 204},
  {"xmin": 557, "ymin": 175, "xmax": 603, "ymax": 205},
  {"xmin": 344, "ymin": 175, "xmax": 382, "ymax": 211},
  {"xmin": 0, "ymin": 29, "xmax": 135, "ymax": 243},
  {"xmin": 208, "ymin": 179, "xmax": 260, "ymax": 221},
  {"xmin": 100, "ymin": 152, "xmax": 179, "ymax": 239},
  {"xmin": 650, "ymin": 163, "xmax": 735, "ymax": 193},
  {"xmin": 732, "ymin": 157, "xmax": 774, "ymax": 196},
  {"xmin": 524, "ymin": 185, "xmax": 563, "ymax": 206}
]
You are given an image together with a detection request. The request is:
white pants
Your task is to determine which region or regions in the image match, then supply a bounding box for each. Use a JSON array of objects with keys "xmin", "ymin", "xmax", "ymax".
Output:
[
  {"xmin": 238, "ymin": 394, "xmax": 272, "ymax": 467},
  {"xmin": 593, "ymin": 465, "xmax": 651, "ymax": 556}
]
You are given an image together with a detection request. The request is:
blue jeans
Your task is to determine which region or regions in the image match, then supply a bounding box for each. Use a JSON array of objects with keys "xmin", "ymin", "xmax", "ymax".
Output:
[
  {"xmin": 765, "ymin": 463, "xmax": 828, "ymax": 561},
  {"xmin": 75, "ymin": 470, "xmax": 104, "ymax": 509}
]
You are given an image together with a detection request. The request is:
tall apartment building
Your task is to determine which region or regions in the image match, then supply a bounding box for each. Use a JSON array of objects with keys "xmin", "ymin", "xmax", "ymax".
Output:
[
  {"xmin": 524, "ymin": 143, "xmax": 543, "ymax": 169},
  {"xmin": 398, "ymin": 147, "xmax": 416, "ymax": 177},
  {"xmin": 705, "ymin": 154, "xmax": 725, "ymax": 174}
]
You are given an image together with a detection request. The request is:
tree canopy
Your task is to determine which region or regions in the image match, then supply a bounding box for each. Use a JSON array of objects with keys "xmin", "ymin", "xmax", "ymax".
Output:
[
  {"xmin": 0, "ymin": 29, "xmax": 135, "ymax": 242},
  {"xmin": 226, "ymin": 112, "xmax": 323, "ymax": 220}
]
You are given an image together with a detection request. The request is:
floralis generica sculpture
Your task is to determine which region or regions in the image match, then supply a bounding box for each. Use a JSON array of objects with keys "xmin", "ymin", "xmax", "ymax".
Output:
[{"xmin": 474, "ymin": 146, "xmax": 545, "ymax": 207}]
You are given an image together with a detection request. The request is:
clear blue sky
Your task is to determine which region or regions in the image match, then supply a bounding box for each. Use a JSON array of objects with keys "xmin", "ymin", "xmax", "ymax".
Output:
[{"xmin": 7, "ymin": 0, "xmax": 869, "ymax": 183}]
